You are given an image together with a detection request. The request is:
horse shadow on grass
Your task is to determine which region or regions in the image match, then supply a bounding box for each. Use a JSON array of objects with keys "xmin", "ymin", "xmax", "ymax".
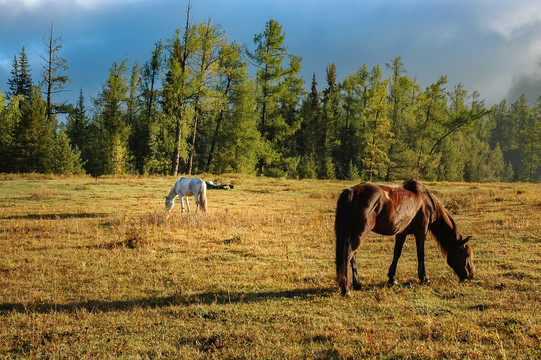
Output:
[{"xmin": 0, "ymin": 287, "xmax": 337, "ymax": 315}]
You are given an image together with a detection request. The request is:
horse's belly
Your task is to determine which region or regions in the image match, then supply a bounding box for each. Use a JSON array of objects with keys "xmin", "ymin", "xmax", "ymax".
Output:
[{"xmin": 372, "ymin": 209, "xmax": 416, "ymax": 236}]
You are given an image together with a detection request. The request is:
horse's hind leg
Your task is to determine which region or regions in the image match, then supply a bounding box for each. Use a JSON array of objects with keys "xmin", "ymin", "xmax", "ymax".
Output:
[
  {"xmin": 388, "ymin": 234, "xmax": 407, "ymax": 285},
  {"xmin": 194, "ymin": 195, "xmax": 199, "ymax": 214},
  {"xmin": 185, "ymin": 197, "xmax": 191, "ymax": 213}
]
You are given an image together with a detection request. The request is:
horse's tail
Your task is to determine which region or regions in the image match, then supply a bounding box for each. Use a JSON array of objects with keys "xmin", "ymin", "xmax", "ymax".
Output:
[
  {"xmin": 335, "ymin": 188, "xmax": 353, "ymax": 296},
  {"xmin": 199, "ymin": 180, "xmax": 207, "ymax": 212}
]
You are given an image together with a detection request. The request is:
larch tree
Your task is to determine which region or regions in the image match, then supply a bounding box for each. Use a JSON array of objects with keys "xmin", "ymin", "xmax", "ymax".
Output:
[
  {"xmin": 385, "ymin": 57, "xmax": 418, "ymax": 181},
  {"xmin": 163, "ymin": 4, "xmax": 198, "ymax": 176},
  {"xmin": 249, "ymin": 19, "xmax": 303, "ymax": 176},
  {"xmin": 362, "ymin": 65, "xmax": 393, "ymax": 182},
  {"xmin": 205, "ymin": 42, "xmax": 245, "ymax": 172},
  {"xmin": 40, "ymin": 22, "xmax": 70, "ymax": 128},
  {"xmin": 93, "ymin": 58, "xmax": 130, "ymax": 175},
  {"xmin": 187, "ymin": 18, "xmax": 224, "ymax": 175}
]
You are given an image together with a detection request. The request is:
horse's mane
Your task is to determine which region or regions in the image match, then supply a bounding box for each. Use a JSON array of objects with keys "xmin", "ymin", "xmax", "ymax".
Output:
[{"xmin": 419, "ymin": 183, "xmax": 459, "ymax": 258}]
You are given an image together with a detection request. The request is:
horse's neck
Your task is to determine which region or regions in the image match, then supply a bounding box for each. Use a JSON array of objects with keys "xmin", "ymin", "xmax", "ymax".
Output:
[
  {"xmin": 166, "ymin": 185, "xmax": 177, "ymax": 200},
  {"xmin": 426, "ymin": 191, "xmax": 459, "ymax": 253},
  {"xmin": 430, "ymin": 206, "xmax": 459, "ymax": 252}
]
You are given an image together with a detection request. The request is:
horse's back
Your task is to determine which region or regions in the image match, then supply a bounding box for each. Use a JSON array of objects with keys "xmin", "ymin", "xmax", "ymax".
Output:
[
  {"xmin": 349, "ymin": 181, "xmax": 426, "ymax": 236},
  {"xmin": 177, "ymin": 177, "xmax": 203, "ymax": 196}
]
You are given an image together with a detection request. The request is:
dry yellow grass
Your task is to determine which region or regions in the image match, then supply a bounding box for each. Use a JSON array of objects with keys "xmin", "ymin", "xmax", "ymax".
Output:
[{"xmin": 0, "ymin": 174, "xmax": 539, "ymax": 358}]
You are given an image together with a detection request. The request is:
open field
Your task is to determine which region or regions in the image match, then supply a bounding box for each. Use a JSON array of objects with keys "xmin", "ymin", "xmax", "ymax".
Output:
[{"xmin": 0, "ymin": 174, "xmax": 539, "ymax": 359}]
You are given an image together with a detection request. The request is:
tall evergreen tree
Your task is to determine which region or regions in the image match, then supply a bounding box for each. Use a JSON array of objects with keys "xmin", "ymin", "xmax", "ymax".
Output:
[
  {"xmin": 317, "ymin": 63, "xmax": 340, "ymax": 179},
  {"xmin": 211, "ymin": 73, "xmax": 261, "ymax": 174},
  {"xmin": 13, "ymin": 86, "xmax": 53, "ymax": 173},
  {"xmin": 52, "ymin": 127, "xmax": 85, "ymax": 174},
  {"xmin": 66, "ymin": 89, "xmax": 89, "ymax": 160},
  {"xmin": 519, "ymin": 96, "xmax": 541, "ymax": 182},
  {"xmin": 137, "ymin": 42, "xmax": 163, "ymax": 174},
  {"xmin": 0, "ymin": 93, "xmax": 22, "ymax": 172},
  {"xmin": 92, "ymin": 58, "xmax": 130, "ymax": 175},
  {"xmin": 206, "ymin": 42, "xmax": 245, "ymax": 172},
  {"xmin": 297, "ymin": 73, "xmax": 320, "ymax": 169},
  {"xmin": 8, "ymin": 47, "xmax": 33, "ymax": 100},
  {"xmin": 249, "ymin": 19, "xmax": 303, "ymax": 176}
]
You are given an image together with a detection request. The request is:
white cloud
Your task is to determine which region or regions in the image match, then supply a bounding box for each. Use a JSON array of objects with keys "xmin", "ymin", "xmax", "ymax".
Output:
[
  {"xmin": 0, "ymin": 0, "xmax": 146, "ymax": 16},
  {"xmin": 479, "ymin": 0, "xmax": 541, "ymax": 39}
]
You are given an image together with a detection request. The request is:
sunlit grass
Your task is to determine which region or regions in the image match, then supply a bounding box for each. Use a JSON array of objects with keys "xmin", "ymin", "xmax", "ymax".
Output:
[{"xmin": 0, "ymin": 175, "xmax": 539, "ymax": 358}]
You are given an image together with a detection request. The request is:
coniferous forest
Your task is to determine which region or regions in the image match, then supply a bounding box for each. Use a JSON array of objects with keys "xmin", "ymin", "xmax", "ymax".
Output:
[{"xmin": 1, "ymin": 18, "xmax": 541, "ymax": 182}]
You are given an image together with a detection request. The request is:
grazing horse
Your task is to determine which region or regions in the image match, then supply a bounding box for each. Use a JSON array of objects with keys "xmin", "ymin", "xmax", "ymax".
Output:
[
  {"xmin": 165, "ymin": 177, "xmax": 207, "ymax": 214},
  {"xmin": 335, "ymin": 179, "xmax": 474, "ymax": 296}
]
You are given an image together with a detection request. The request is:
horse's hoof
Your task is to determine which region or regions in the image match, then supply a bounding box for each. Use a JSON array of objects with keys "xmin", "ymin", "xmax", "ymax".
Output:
[
  {"xmin": 341, "ymin": 288, "xmax": 351, "ymax": 297},
  {"xmin": 352, "ymin": 283, "xmax": 362, "ymax": 291},
  {"xmin": 420, "ymin": 278, "xmax": 431, "ymax": 285},
  {"xmin": 388, "ymin": 278, "xmax": 398, "ymax": 286}
]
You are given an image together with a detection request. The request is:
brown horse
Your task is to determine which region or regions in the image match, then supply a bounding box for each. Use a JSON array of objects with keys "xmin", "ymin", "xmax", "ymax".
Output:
[{"xmin": 335, "ymin": 179, "xmax": 474, "ymax": 296}]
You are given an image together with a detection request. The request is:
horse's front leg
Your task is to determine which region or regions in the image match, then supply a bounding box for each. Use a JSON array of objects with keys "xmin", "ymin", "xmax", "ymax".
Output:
[
  {"xmin": 388, "ymin": 233, "xmax": 407, "ymax": 285},
  {"xmin": 415, "ymin": 232, "xmax": 428, "ymax": 284},
  {"xmin": 350, "ymin": 251, "xmax": 362, "ymax": 290},
  {"xmin": 180, "ymin": 196, "xmax": 185, "ymax": 213}
]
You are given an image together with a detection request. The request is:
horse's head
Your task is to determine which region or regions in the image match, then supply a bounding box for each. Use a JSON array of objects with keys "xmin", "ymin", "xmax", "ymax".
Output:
[
  {"xmin": 165, "ymin": 196, "xmax": 175, "ymax": 212},
  {"xmin": 447, "ymin": 236, "xmax": 474, "ymax": 281}
]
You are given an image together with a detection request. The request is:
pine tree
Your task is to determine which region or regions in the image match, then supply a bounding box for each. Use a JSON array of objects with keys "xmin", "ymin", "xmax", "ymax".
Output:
[
  {"xmin": 319, "ymin": 63, "xmax": 339, "ymax": 179},
  {"xmin": 488, "ymin": 143, "xmax": 505, "ymax": 182},
  {"xmin": 66, "ymin": 89, "xmax": 89, "ymax": 166},
  {"xmin": 13, "ymin": 86, "xmax": 53, "ymax": 173},
  {"xmin": 8, "ymin": 47, "xmax": 33, "ymax": 100},
  {"xmin": 0, "ymin": 93, "xmax": 22, "ymax": 172},
  {"xmin": 137, "ymin": 42, "xmax": 163, "ymax": 174},
  {"xmin": 503, "ymin": 162, "xmax": 515, "ymax": 182},
  {"xmin": 7, "ymin": 55, "xmax": 19, "ymax": 98},
  {"xmin": 519, "ymin": 96, "xmax": 541, "ymax": 182},
  {"xmin": 297, "ymin": 73, "xmax": 320, "ymax": 164},
  {"xmin": 338, "ymin": 66, "xmax": 368, "ymax": 180}
]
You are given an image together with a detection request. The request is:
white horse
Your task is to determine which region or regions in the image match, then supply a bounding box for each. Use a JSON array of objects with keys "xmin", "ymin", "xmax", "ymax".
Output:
[{"xmin": 165, "ymin": 177, "xmax": 207, "ymax": 214}]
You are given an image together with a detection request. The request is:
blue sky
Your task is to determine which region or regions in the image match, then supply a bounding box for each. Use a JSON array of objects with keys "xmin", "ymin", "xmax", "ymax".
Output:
[{"xmin": 1, "ymin": 0, "xmax": 541, "ymax": 107}]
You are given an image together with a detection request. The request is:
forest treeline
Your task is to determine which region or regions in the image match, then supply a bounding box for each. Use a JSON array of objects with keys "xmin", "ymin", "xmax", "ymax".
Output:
[{"xmin": 1, "ymin": 17, "xmax": 541, "ymax": 182}]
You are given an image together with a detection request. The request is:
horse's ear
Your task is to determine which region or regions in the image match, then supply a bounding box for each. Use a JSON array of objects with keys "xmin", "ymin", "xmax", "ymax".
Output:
[{"xmin": 459, "ymin": 236, "xmax": 472, "ymax": 246}]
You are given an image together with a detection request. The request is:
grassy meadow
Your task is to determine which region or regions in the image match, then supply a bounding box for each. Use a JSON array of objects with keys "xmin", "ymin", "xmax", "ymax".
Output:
[{"xmin": 0, "ymin": 174, "xmax": 539, "ymax": 359}]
